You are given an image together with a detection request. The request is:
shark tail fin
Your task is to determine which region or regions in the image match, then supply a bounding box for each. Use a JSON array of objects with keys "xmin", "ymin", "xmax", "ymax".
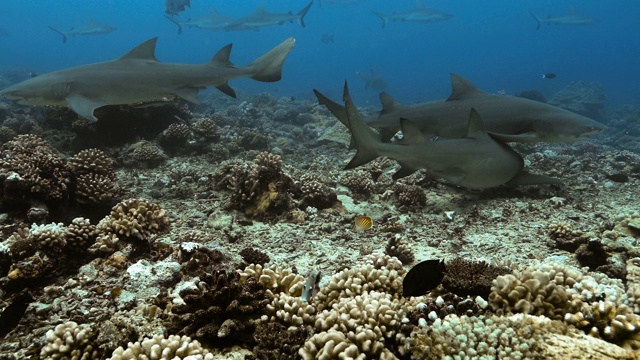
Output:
[
  {"xmin": 314, "ymin": 88, "xmax": 356, "ymax": 149},
  {"xmin": 372, "ymin": 11, "xmax": 387, "ymax": 28},
  {"xmin": 248, "ymin": 37, "xmax": 296, "ymax": 82},
  {"xmin": 297, "ymin": 1, "xmax": 314, "ymax": 28},
  {"xmin": 529, "ymin": 11, "xmax": 541, "ymax": 30},
  {"xmin": 164, "ymin": 14, "xmax": 183, "ymax": 34},
  {"xmin": 342, "ymin": 81, "xmax": 381, "ymax": 169},
  {"xmin": 48, "ymin": 26, "xmax": 67, "ymax": 43}
]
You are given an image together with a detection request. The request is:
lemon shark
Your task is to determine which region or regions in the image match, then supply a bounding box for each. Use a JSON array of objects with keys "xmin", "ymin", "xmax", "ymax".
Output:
[
  {"xmin": 314, "ymin": 83, "xmax": 563, "ymax": 189},
  {"xmin": 368, "ymin": 73, "xmax": 606, "ymax": 143},
  {"xmin": 0, "ymin": 37, "xmax": 296, "ymax": 122}
]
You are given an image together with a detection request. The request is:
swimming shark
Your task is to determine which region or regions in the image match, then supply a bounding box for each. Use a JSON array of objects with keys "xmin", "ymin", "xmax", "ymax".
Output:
[
  {"xmin": 165, "ymin": 0, "xmax": 191, "ymax": 17},
  {"xmin": 367, "ymin": 73, "xmax": 606, "ymax": 143},
  {"xmin": 48, "ymin": 19, "xmax": 116, "ymax": 44},
  {"xmin": 530, "ymin": 8, "xmax": 598, "ymax": 30},
  {"xmin": 314, "ymin": 83, "xmax": 562, "ymax": 188},
  {"xmin": 356, "ymin": 70, "xmax": 387, "ymax": 90},
  {"xmin": 372, "ymin": 0, "xmax": 452, "ymax": 28},
  {"xmin": 223, "ymin": 1, "xmax": 313, "ymax": 31},
  {"xmin": 0, "ymin": 37, "xmax": 296, "ymax": 122},
  {"xmin": 165, "ymin": 8, "xmax": 234, "ymax": 34}
]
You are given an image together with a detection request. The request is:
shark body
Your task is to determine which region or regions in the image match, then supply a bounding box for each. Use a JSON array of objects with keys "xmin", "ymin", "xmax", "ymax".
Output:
[
  {"xmin": 0, "ymin": 37, "xmax": 296, "ymax": 121},
  {"xmin": 48, "ymin": 20, "xmax": 116, "ymax": 43},
  {"xmin": 224, "ymin": 1, "xmax": 313, "ymax": 31},
  {"xmin": 530, "ymin": 9, "xmax": 598, "ymax": 30},
  {"xmin": 315, "ymin": 83, "xmax": 561, "ymax": 189},
  {"xmin": 373, "ymin": 0, "xmax": 452, "ymax": 28},
  {"xmin": 165, "ymin": 9, "xmax": 234, "ymax": 34},
  {"xmin": 368, "ymin": 73, "xmax": 606, "ymax": 143},
  {"xmin": 165, "ymin": 0, "xmax": 191, "ymax": 17},
  {"xmin": 356, "ymin": 70, "xmax": 387, "ymax": 90}
]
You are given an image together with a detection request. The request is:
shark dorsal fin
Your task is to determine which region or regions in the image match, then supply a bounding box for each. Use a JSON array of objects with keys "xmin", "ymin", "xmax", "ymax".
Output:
[
  {"xmin": 379, "ymin": 92, "xmax": 402, "ymax": 115},
  {"xmin": 119, "ymin": 38, "xmax": 159, "ymax": 61},
  {"xmin": 210, "ymin": 44, "xmax": 234, "ymax": 66},
  {"xmin": 256, "ymin": 4, "xmax": 267, "ymax": 13},
  {"xmin": 464, "ymin": 108, "xmax": 487, "ymax": 139},
  {"xmin": 447, "ymin": 73, "xmax": 484, "ymax": 101},
  {"xmin": 399, "ymin": 118, "xmax": 427, "ymax": 144}
]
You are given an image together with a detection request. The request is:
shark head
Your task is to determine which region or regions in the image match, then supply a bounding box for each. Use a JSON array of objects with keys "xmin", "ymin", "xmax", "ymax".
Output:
[
  {"xmin": 0, "ymin": 77, "xmax": 70, "ymax": 106},
  {"xmin": 532, "ymin": 110, "xmax": 607, "ymax": 142}
]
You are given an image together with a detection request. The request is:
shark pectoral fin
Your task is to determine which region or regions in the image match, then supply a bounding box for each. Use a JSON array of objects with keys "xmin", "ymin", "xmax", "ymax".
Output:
[
  {"xmin": 399, "ymin": 118, "xmax": 426, "ymax": 144},
  {"xmin": 345, "ymin": 150, "xmax": 378, "ymax": 170},
  {"xmin": 464, "ymin": 108, "xmax": 488, "ymax": 139},
  {"xmin": 487, "ymin": 132, "xmax": 538, "ymax": 143},
  {"xmin": 66, "ymin": 94, "xmax": 106, "ymax": 122},
  {"xmin": 508, "ymin": 171, "xmax": 564, "ymax": 186},
  {"xmin": 172, "ymin": 86, "xmax": 201, "ymax": 103},
  {"xmin": 392, "ymin": 164, "xmax": 417, "ymax": 180},
  {"xmin": 215, "ymin": 82, "xmax": 236, "ymax": 98}
]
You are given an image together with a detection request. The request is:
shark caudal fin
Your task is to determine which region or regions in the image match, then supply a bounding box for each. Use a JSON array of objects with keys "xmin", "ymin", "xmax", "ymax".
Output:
[
  {"xmin": 342, "ymin": 82, "xmax": 382, "ymax": 169},
  {"xmin": 529, "ymin": 11, "xmax": 542, "ymax": 30},
  {"xmin": 297, "ymin": 1, "xmax": 314, "ymax": 27},
  {"xmin": 48, "ymin": 26, "xmax": 68, "ymax": 43},
  {"xmin": 164, "ymin": 15, "xmax": 183, "ymax": 34},
  {"xmin": 248, "ymin": 37, "xmax": 296, "ymax": 82},
  {"xmin": 372, "ymin": 11, "xmax": 388, "ymax": 28}
]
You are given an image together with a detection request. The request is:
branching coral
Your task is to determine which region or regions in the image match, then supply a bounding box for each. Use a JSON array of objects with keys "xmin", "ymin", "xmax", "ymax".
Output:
[
  {"xmin": 40, "ymin": 321, "xmax": 100, "ymax": 360},
  {"xmin": 97, "ymin": 198, "xmax": 171, "ymax": 241},
  {"xmin": 109, "ymin": 334, "xmax": 213, "ymax": 360}
]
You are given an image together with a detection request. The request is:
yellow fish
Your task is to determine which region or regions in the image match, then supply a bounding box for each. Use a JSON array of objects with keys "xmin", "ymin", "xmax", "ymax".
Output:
[{"xmin": 354, "ymin": 215, "xmax": 373, "ymax": 232}]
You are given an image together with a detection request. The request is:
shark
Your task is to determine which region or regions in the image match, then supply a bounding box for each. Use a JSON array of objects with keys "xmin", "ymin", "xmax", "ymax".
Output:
[
  {"xmin": 530, "ymin": 8, "xmax": 598, "ymax": 30},
  {"xmin": 367, "ymin": 73, "xmax": 606, "ymax": 143},
  {"xmin": 0, "ymin": 37, "xmax": 296, "ymax": 122},
  {"xmin": 356, "ymin": 70, "xmax": 387, "ymax": 90},
  {"xmin": 223, "ymin": 1, "xmax": 313, "ymax": 31},
  {"xmin": 372, "ymin": 0, "xmax": 452, "ymax": 28},
  {"xmin": 314, "ymin": 83, "xmax": 562, "ymax": 188},
  {"xmin": 165, "ymin": 0, "xmax": 191, "ymax": 17},
  {"xmin": 165, "ymin": 8, "xmax": 234, "ymax": 34},
  {"xmin": 48, "ymin": 19, "xmax": 116, "ymax": 44}
]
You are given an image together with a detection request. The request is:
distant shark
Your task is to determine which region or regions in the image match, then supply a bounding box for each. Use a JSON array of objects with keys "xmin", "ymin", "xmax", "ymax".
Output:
[
  {"xmin": 356, "ymin": 70, "xmax": 387, "ymax": 90},
  {"xmin": 314, "ymin": 83, "xmax": 562, "ymax": 188},
  {"xmin": 0, "ymin": 37, "xmax": 296, "ymax": 121},
  {"xmin": 165, "ymin": 0, "xmax": 191, "ymax": 17},
  {"xmin": 165, "ymin": 8, "xmax": 234, "ymax": 34},
  {"xmin": 367, "ymin": 73, "xmax": 606, "ymax": 143},
  {"xmin": 530, "ymin": 8, "xmax": 598, "ymax": 30},
  {"xmin": 373, "ymin": 0, "xmax": 452, "ymax": 28},
  {"xmin": 223, "ymin": 1, "xmax": 313, "ymax": 31},
  {"xmin": 48, "ymin": 19, "xmax": 116, "ymax": 43}
]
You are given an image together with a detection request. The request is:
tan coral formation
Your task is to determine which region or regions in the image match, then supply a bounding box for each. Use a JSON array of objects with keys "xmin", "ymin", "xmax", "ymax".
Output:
[
  {"xmin": 98, "ymin": 198, "xmax": 171, "ymax": 241},
  {"xmin": 40, "ymin": 321, "xmax": 99, "ymax": 360},
  {"xmin": 109, "ymin": 334, "xmax": 214, "ymax": 360}
]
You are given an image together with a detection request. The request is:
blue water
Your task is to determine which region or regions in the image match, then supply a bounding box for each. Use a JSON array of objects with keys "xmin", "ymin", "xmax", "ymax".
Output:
[{"xmin": 1, "ymin": 0, "xmax": 638, "ymax": 108}]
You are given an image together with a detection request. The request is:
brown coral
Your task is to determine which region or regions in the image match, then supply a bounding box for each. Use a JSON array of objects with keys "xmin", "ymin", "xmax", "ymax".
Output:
[{"xmin": 98, "ymin": 198, "xmax": 171, "ymax": 241}]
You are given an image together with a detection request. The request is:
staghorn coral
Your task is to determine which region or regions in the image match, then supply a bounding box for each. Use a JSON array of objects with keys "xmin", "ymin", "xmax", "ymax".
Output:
[
  {"xmin": 314, "ymin": 254, "xmax": 405, "ymax": 312},
  {"xmin": 341, "ymin": 170, "xmax": 375, "ymax": 199},
  {"xmin": 40, "ymin": 321, "xmax": 100, "ymax": 360},
  {"xmin": 109, "ymin": 334, "xmax": 213, "ymax": 360},
  {"xmin": 98, "ymin": 198, "xmax": 171, "ymax": 241},
  {"xmin": 565, "ymin": 301, "xmax": 640, "ymax": 349},
  {"xmin": 407, "ymin": 314, "xmax": 571, "ymax": 359},
  {"xmin": 0, "ymin": 134, "xmax": 72, "ymax": 207},
  {"xmin": 384, "ymin": 235, "xmax": 414, "ymax": 265},
  {"xmin": 442, "ymin": 257, "xmax": 511, "ymax": 298},
  {"xmin": 165, "ymin": 270, "xmax": 272, "ymax": 347}
]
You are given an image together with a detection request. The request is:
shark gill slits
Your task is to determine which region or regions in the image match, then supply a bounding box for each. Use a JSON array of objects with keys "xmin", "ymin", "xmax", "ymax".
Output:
[{"xmin": 354, "ymin": 215, "xmax": 373, "ymax": 232}]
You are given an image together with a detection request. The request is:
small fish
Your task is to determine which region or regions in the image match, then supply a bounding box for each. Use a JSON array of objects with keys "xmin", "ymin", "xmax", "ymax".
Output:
[
  {"xmin": 542, "ymin": 73, "xmax": 557, "ymax": 79},
  {"xmin": 301, "ymin": 271, "xmax": 322, "ymax": 302},
  {"xmin": 354, "ymin": 215, "xmax": 373, "ymax": 231},
  {"xmin": 402, "ymin": 259, "xmax": 445, "ymax": 297}
]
